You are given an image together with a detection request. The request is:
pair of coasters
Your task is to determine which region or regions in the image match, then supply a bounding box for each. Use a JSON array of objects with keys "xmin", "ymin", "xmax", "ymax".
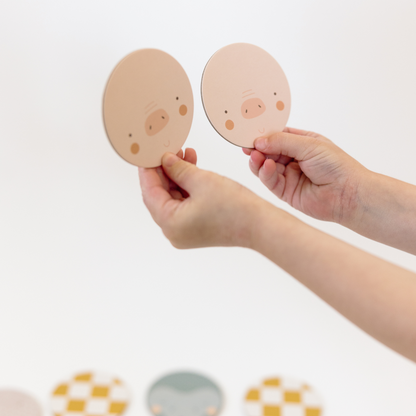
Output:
[
  {"xmin": 102, "ymin": 43, "xmax": 291, "ymax": 167},
  {"xmin": 147, "ymin": 373, "xmax": 324, "ymax": 416},
  {"xmin": 49, "ymin": 371, "xmax": 220, "ymax": 416}
]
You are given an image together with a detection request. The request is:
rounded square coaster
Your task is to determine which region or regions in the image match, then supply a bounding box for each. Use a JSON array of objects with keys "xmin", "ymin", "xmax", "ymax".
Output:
[
  {"xmin": 103, "ymin": 49, "xmax": 194, "ymax": 167},
  {"xmin": 201, "ymin": 43, "xmax": 291, "ymax": 148}
]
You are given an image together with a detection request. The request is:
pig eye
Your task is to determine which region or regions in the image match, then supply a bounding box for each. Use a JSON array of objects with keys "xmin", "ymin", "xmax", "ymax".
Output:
[
  {"xmin": 224, "ymin": 110, "xmax": 228, "ymax": 114},
  {"xmin": 161, "ymin": 116, "xmax": 165, "ymax": 119},
  {"xmin": 274, "ymin": 92, "xmax": 276, "ymax": 95},
  {"xmin": 129, "ymin": 133, "xmax": 132, "ymax": 137},
  {"xmin": 258, "ymin": 105, "xmax": 261, "ymax": 108},
  {"xmin": 176, "ymin": 97, "xmax": 179, "ymax": 100},
  {"xmin": 149, "ymin": 126, "xmax": 152, "ymax": 130}
]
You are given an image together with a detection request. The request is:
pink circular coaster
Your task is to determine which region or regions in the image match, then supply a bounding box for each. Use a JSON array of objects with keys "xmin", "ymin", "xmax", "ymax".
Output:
[
  {"xmin": 0, "ymin": 390, "xmax": 42, "ymax": 416},
  {"xmin": 201, "ymin": 43, "xmax": 291, "ymax": 148},
  {"xmin": 103, "ymin": 49, "xmax": 194, "ymax": 168}
]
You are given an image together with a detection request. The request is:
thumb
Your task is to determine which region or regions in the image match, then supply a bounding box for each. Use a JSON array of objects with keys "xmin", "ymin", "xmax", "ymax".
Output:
[
  {"xmin": 254, "ymin": 131, "xmax": 323, "ymax": 161},
  {"xmin": 162, "ymin": 152, "xmax": 201, "ymax": 192}
]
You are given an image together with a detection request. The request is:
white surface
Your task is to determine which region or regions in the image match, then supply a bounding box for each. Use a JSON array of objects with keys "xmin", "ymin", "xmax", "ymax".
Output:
[{"xmin": 0, "ymin": 0, "xmax": 416, "ymax": 415}]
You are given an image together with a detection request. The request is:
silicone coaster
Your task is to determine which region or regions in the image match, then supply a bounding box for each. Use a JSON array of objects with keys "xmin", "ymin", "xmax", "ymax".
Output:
[
  {"xmin": 244, "ymin": 376, "xmax": 323, "ymax": 416},
  {"xmin": 201, "ymin": 43, "xmax": 291, "ymax": 148},
  {"xmin": 147, "ymin": 371, "xmax": 223, "ymax": 416},
  {"xmin": 103, "ymin": 49, "xmax": 194, "ymax": 168},
  {"xmin": 50, "ymin": 371, "xmax": 130, "ymax": 416},
  {"xmin": 0, "ymin": 390, "xmax": 42, "ymax": 416}
]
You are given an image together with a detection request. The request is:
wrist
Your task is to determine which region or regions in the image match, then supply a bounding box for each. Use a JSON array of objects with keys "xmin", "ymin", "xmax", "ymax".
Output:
[
  {"xmin": 248, "ymin": 199, "xmax": 299, "ymax": 255},
  {"xmin": 233, "ymin": 194, "xmax": 269, "ymax": 249},
  {"xmin": 336, "ymin": 167, "xmax": 376, "ymax": 229}
]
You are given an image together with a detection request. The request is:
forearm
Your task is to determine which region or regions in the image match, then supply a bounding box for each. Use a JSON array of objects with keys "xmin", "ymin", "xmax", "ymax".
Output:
[
  {"xmin": 252, "ymin": 202, "xmax": 416, "ymax": 362},
  {"xmin": 345, "ymin": 170, "xmax": 416, "ymax": 255}
]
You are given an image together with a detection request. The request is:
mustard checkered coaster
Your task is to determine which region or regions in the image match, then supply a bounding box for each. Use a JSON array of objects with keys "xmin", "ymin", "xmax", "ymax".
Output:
[
  {"xmin": 244, "ymin": 377, "xmax": 323, "ymax": 416},
  {"xmin": 50, "ymin": 372, "xmax": 130, "ymax": 416}
]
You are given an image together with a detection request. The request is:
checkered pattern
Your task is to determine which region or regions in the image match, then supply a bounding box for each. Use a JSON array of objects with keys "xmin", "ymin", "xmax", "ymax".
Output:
[
  {"xmin": 244, "ymin": 377, "xmax": 323, "ymax": 416},
  {"xmin": 50, "ymin": 372, "xmax": 129, "ymax": 416}
]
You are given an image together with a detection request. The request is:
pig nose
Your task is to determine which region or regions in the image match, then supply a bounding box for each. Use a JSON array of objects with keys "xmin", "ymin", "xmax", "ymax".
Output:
[
  {"xmin": 241, "ymin": 98, "xmax": 266, "ymax": 119},
  {"xmin": 145, "ymin": 109, "xmax": 169, "ymax": 136}
]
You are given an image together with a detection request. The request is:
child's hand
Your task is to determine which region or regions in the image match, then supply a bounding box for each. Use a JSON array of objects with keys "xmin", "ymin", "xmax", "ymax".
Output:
[
  {"xmin": 139, "ymin": 148, "xmax": 264, "ymax": 249},
  {"xmin": 243, "ymin": 127, "xmax": 367, "ymax": 225}
]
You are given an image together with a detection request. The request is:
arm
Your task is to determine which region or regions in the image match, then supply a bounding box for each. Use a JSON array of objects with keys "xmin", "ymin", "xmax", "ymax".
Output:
[
  {"xmin": 139, "ymin": 151, "xmax": 416, "ymax": 362},
  {"xmin": 346, "ymin": 171, "xmax": 416, "ymax": 255},
  {"xmin": 246, "ymin": 127, "xmax": 416, "ymax": 255},
  {"xmin": 253, "ymin": 202, "xmax": 416, "ymax": 362}
]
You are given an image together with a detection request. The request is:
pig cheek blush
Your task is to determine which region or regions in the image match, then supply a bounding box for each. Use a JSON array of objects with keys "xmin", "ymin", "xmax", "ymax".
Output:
[
  {"xmin": 103, "ymin": 49, "xmax": 194, "ymax": 168},
  {"xmin": 201, "ymin": 43, "xmax": 291, "ymax": 149}
]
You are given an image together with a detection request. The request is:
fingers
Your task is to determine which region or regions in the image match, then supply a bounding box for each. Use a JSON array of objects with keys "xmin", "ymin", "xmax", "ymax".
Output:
[
  {"xmin": 184, "ymin": 148, "xmax": 197, "ymax": 165},
  {"xmin": 275, "ymin": 154, "xmax": 293, "ymax": 165},
  {"xmin": 281, "ymin": 162, "xmax": 304, "ymax": 204},
  {"xmin": 254, "ymin": 131, "xmax": 323, "ymax": 162},
  {"xmin": 249, "ymin": 150, "xmax": 286, "ymax": 177},
  {"xmin": 249, "ymin": 150, "xmax": 266, "ymax": 176},
  {"xmin": 258, "ymin": 159, "xmax": 286, "ymax": 199},
  {"xmin": 283, "ymin": 127, "xmax": 320, "ymax": 138},
  {"xmin": 155, "ymin": 166, "xmax": 170, "ymax": 191},
  {"xmin": 161, "ymin": 152, "xmax": 202, "ymax": 193},
  {"xmin": 170, "ymin": 189, "xmax": 184, "ymax": 200},
  {"xmin": 138, "ymin": 167, "xmax": 176, "ymax": 222}
]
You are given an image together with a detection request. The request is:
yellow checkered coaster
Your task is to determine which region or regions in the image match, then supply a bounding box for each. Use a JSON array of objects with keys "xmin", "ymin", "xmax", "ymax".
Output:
[
  {"xmin": 244, "ymin": 377, "xmax": 323, "ymax": 416},
  {"xmin": 51, "ymin": 372, "xmax": 130, "ymax": 416}
]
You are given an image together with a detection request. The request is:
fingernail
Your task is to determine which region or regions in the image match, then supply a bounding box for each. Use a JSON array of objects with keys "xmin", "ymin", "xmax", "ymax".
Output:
[
  {"xmin": 163, "ymin": 152, "xmax": 180, "ymax": 168},
  {"xmin": 255, "ymin": 137, "xmax": 267, "ymax": 151}
]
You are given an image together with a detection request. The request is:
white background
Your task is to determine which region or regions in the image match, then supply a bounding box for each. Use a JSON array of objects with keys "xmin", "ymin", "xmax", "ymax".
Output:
[{"xmin": 1, "ymin": 0, "xmax": 416, "ymax": 415}]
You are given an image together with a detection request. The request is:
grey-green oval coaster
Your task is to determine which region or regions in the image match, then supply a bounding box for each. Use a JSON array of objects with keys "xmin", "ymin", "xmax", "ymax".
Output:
[{"xmin": 147, "ymin": 371, "xmax": 223, "ymax": 416}]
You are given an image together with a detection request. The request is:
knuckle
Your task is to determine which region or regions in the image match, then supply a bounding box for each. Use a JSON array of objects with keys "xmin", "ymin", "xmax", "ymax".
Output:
[{"xmin": 300, "ymin": 139, "xmax": 322, "ymax": 160}]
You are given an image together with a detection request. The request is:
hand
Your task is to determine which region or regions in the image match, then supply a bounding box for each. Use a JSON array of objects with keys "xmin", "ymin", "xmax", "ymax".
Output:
[
  {"xmin": 139, "ymin": 148, "xmax": 264, "ymax": 249},
  {"xmin": 243, "ymin": 127, "xmax": 368, "ymax": 225}
]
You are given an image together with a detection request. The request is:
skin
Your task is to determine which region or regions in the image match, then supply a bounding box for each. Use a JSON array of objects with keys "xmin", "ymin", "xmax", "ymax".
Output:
[{"xmin": 138, "ymin": 128, "xmax": 416, "ymax": 363}]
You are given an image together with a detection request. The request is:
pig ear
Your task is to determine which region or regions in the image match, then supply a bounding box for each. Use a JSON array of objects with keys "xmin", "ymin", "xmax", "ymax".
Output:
[{"xmin": 151, "ymin": 404, "xmax": 163, "ymax": 415}]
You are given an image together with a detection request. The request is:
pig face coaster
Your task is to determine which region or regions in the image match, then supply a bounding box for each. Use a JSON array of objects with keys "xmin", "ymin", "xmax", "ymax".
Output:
[
  {"xmin": 50, "ymin": 371, "xmax": 130, "ymax": 416},
  {"xmin": 201, "ymin": 43, "xmax": 291, "ymax": 148},
  {"xmin": 0, "ymin": 390, "xmax": 42, "ymax": 416},
  {"xmin": 244, "ymin": 376, "xmax": 324, "ymax": 416},
  {"xmin": 103, "ymin": 49, "xmax": 194, "ymax": 168},
  {"xmin": 147, "ymin": 371, "xmax": 223, "ymax": 416}
]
